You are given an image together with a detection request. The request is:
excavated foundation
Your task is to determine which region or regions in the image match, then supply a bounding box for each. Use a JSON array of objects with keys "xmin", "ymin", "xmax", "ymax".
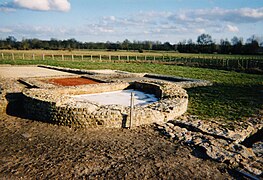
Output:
[{"xmin": 23, "ymin": 81, "xmax": 188, "ymax": 128}]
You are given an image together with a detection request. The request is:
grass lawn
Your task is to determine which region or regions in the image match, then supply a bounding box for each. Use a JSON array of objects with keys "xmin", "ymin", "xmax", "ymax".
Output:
[{"xmin": 1, "ymin": 59, "xmax": 262, "ymax": 124}]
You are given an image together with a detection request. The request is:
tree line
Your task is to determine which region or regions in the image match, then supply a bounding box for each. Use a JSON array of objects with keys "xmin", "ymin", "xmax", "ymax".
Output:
[
  {"xmin": 0, "ymin": 34, "xmax": 262, "ymax": 55},
  {"xmin": 177, "ymin": 34, "xmax": 263, "ymax": 55}
]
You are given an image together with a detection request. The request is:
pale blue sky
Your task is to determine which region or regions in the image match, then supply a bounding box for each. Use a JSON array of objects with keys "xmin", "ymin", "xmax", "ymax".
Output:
[{"xmin": 0, "ymin": 0, "xmax": 263, "ymax": 43}]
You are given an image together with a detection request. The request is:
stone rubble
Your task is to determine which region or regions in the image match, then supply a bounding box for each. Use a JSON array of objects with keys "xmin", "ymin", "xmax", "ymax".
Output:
[{"xmin": 156, "ymin": 115, "xmax": 263, "ymax": 177}]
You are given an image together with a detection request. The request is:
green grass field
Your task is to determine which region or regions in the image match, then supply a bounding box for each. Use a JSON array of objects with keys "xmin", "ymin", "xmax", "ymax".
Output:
[
  {"xmin": 0, "ymin": 53, "xmax": 262, "ymax": 126},
  {"xmin": 1, "ymin": 49, "xmax": 262, "ymax": 73}
]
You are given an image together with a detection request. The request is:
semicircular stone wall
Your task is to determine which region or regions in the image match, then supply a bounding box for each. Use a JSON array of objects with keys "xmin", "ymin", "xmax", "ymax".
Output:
[{"xmin": 23, "ymin": 81, "xmax": 188, "ymax": 128}]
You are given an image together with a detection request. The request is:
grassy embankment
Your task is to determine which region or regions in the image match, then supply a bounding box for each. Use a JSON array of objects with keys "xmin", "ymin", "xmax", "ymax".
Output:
[{"xmin": 0, "ymin": 50, "xmax": 262, "ymax": 126}]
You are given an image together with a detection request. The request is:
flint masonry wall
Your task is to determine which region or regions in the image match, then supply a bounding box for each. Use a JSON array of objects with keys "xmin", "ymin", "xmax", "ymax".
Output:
[{"xmin": 23, "ymin": 81, "xmax": 188, "ymax": 128}]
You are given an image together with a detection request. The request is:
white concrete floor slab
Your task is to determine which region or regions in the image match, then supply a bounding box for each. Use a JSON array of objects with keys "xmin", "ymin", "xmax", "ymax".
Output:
[{"xmin": 72, "ymin": 89, "xmax": 158, "ymax": 106}]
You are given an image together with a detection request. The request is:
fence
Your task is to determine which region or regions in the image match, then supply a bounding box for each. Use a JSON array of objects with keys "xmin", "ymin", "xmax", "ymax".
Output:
[{"xmin": 1, "ymin": 52, "xmax": 263, "ymax": 72}]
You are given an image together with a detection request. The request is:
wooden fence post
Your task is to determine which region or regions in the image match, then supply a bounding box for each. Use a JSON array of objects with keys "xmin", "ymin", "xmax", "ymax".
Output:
[
  {"xmin": 62, "ymin": 54, "xmax": 64, "ymax": 61},
  {"xmin": 12, "ymin": 53, "xmax": 14, "ymax": 61},
  {"xmin": 145, "ymin": 55, "xmax": 147, "ymax": 61},
  {"xmin": 99, "ymin": 55, "xmax": 102, "ymax": 61},
  {"xmin": 118, "ymin": 55, "xmax": 120, "ymax": 61},
  {"xmin": 52, "ymin": 54, "xmax": 54, "ymax": 60},
  {"xmin": 109, "ymin": 55, "xmax": 111, "ymax": 61},
  {"xmin": 91, "ymin": 55, "xmax": 93, "ymax": 61},
  {"xmin": 1, "ymin": 53, "xmax": 4, "ymax": 59},
  {"xmin": 81, "ymin": 55, "xmax": 83, "ymax": 61},
  {"xmin": 237, "ymin": 59, "xmax": 241, "ymax": 68},
  {"xmin": 71, "ymin": 54, "xmax": 74, "ymax": 61},
  {"xmin": 246, "ymin": 60, "xmax": 249, "ymax": 69},
  {"xmin": 32, "ymin": 54, "xmax": 35, "ymax": 60},
  {"xmin": 42, "ymin": 54, "xmax": 45, "ymax": 60},
  {"xmin": 22, "ymin": 53, "xmax": 25, "ymax": 60},
  {"xmin": 127, "ymin": 55, "xmax": 129, "ymax": 61}
]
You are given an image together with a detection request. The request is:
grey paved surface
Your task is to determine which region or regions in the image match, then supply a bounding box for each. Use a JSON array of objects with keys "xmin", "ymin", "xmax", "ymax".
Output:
[{"xmin": 0, "ymin": 66, "xmax": 75, "ymax": 78}]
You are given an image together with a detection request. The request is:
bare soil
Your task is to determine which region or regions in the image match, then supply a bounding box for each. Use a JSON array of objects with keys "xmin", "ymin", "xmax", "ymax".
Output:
[{"xmin": 0, "ymin": 113, "xmax": 235, "ymax": 179}]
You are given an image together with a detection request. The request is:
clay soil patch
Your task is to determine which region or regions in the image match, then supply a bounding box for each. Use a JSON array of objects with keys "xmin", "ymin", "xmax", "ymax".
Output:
[{"xmin": 47, "ymin": 77, "xmax": 101, "ymax": 86}]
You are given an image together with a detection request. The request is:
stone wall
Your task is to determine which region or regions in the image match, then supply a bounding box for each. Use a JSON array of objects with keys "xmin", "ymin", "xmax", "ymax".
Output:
[
  {"xmin": 23, "ymin": 81, "xmax": 188, "ymax": 128},
  {"xmin": 131, "ymin": 81, "xmax": 162, "ymax": 98},
  {"xmin": 23, "ymin": 95, "xmax": 55, "ymax": 122},
  {"xmin": 0, "ymin": 77, "xmax": 25, "ymax": 114}
]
